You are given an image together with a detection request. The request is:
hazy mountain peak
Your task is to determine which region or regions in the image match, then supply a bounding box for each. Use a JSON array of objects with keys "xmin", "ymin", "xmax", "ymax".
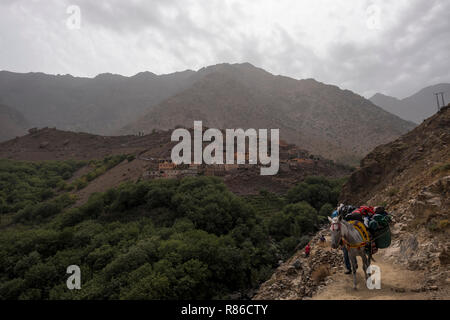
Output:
[
  {"xmin": 370, "ymin": 83, "xmax": 450, "ymax": 123},
  {"xmin": 370, "ymin": 92, "xmax": 399, "ymax": 101},
  {"xmin": 94, "ymin": 73, "xmax": 126, "ymax": 80},
  {"xmin": 198, "ymin": 62, "xmax": 266, "ymax": 74},
  {"xmin": 131, "ymin": 71, "xmax": 158, "ymax": 79}
]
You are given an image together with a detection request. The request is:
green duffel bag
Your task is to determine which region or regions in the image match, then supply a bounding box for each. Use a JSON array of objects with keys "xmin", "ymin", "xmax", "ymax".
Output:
[
  {"xmin": 373, "ymin": 226, "xmax": 391, "ymax": 249},
  {"xmin": 373, "ymin": 214, "xmax": 391, "ymax": 228},
  {"xmin": 368, "ymin": 219, "xmax": 379, "ymax": 232}
]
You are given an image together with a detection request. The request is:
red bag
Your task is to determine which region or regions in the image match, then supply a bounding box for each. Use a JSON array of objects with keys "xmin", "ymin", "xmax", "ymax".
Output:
[{"xmin": 352, "ymin": 206, "xmax": 375, "ymax": 217}]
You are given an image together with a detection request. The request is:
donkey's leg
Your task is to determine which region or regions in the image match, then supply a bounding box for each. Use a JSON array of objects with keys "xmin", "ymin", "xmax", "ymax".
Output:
[
  {"xmin": 361, "ymin": 250, "xmax": 369, "ymax": 280},
  {"xmin": 350, "ymin": 254, "xmax": 358, "ymax": 290}
]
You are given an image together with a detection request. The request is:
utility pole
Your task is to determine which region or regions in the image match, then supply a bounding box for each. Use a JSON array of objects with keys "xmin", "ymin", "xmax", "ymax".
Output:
[
  {"xmin": 435, "ymin": 93, "xmax": 441, "ymax": 111},
  {"xmin": 434, "ymin": 92, "xmax": 445, "ymax": 111}
]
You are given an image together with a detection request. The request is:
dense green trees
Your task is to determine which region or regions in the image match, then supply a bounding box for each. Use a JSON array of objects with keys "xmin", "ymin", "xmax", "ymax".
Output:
[
  {"xmin": 286, "ymin": 176, "xmax": 344, "ymax": 211},
  {"xmin": 0, "ymin": 158, "xmax": 344, "ymax": 300},
  {"xmin": 0, "ymin": 159, "xmax": 85, "ymax": 214}
]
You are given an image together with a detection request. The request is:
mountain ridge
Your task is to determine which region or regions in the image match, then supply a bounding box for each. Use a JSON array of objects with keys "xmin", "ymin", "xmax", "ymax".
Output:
[
  {"xmin": 370, "ymin": 83, "xmax": 450, "ymax": 124},
  {"xmin": 0, "ymin": 63, "xmax": 415, "ymax": 163},
  {"xmin": 120, "ymin": 63, "xmax": 415, "ymax": 163}
]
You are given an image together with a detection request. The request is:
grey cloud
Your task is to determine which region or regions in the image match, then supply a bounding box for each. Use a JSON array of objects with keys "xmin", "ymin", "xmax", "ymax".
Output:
[
  {"xmin": 0, "ymin": 0, "xmax": 448, "ymax": 98},
  {"xmin": 319, "ymin": 0, "xmax": 450, "ymax": 97}
]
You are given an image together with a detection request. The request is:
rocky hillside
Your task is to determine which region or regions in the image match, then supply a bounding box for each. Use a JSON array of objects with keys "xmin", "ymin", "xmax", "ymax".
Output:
[
  {"xmin": 0, "ymin": 127, "xmax": 167, "ymax": 161},
  {"xmin": 254, "ymin": 105, "xmax": 449, "ymax": 300},
  {"xmin": 0, "ymin": 103, "xmax": 29, "ymax": 142},
  {"xmin": 253, "ymin": 233, "xmax": 344, "ymax": 300},
  {"xmin": 340, "ymin": 104, "xmax": 450, "ymax": 207},
  {"xmin": 370, "ymin": 83, "xmax": 450, "ymax": 124},
  {"xmin": 122, "ymin": 63, "xmax": 415, "ymax": 164},
  {"xmin": 340, "ymin": 104, "xmax": 450, "ymax": 289}
]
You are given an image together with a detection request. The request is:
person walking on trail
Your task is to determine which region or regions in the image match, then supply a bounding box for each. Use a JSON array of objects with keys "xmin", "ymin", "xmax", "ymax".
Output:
[
  {"xmin": 342, "ymin": 246, "xmax": 352, "ymax": 274},
  {"xmin": 305, "ymin": 243, "xmax": 311, "ymax": 258}
]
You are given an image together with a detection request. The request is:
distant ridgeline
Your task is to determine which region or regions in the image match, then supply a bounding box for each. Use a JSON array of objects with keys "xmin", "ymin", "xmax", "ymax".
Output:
[{"xmin": 0, "ymin": 64, "xmax": 415, "ymax": 164}]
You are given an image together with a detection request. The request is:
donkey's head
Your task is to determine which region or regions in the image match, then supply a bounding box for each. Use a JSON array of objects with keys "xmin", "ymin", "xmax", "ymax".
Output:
[{"xmin": 328, "ymin": 216, "xmax": 342, "ymax": 249}]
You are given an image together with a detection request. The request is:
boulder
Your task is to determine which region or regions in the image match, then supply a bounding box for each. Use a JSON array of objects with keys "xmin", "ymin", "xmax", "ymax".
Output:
[
  {"xmin": 39, "ymin": 141, "xmax": 49, "ymax": 148},
  {"xmin": 293, "ymin": 259, "xmax": 302, "ymax": 270}
]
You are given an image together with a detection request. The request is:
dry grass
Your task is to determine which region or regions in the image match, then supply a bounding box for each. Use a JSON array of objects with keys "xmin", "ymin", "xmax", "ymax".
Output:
[
  {"xmin": 431, "ymin": 162, "xmax": 450, "ymax": 175},
  {"xmin": 427, "ymin": 219, "xmax": 450, "ymax": 232},
  {"xmin": 311, "ymin": 264, "xmax": 330, "ymax": 284},
  {"xmin": 387, "ymin": 187, "xmax": 399, "ymax": 197},
  {"xmin": 438, "ymin": 219, "xmax": 449, "ymax": 230}
]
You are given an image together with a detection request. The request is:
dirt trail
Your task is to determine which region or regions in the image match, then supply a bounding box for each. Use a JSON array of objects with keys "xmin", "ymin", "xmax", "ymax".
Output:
[{"xmin": 312, "ymin": 239, "xmax": 443, "ymax": 300}]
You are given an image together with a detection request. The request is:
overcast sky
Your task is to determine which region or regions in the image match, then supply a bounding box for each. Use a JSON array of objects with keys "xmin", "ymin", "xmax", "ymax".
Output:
[{"xmin": 0, "ymin": 0, "xmax": 449, "ymax": 98}]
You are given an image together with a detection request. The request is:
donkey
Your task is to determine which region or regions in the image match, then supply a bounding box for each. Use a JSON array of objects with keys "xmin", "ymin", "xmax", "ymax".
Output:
[{"xmin": 328, "ymin": 215, "xmax": 370, "ymax": 290}]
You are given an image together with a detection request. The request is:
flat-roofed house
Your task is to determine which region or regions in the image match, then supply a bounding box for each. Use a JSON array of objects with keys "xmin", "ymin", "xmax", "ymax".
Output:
[{"xmin": 159, "ymin": 161, "xmax": 176, "ymax": 171}]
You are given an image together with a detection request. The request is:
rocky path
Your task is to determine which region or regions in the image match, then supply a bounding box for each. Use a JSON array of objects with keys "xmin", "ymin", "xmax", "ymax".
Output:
[
  {"xmin": 312, "ymin": 253, "xmax": 439, "ymax": 300},
  {"xmin": 254, "ymin": 233, "xmax": 449, "ymax": 300},
  {"xmin": 309, "ymin": 234, "xmax": 450, "ymax": 300}
]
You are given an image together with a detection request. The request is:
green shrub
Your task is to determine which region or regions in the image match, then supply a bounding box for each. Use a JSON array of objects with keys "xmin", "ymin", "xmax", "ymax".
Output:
[
  {"xmin": 75, "ymin": 178, "xmax": 88, "ymax": 190},
  {"xmin": 319, "ymin": 203, "xmax": 334, "ymax": 217},
  {"xmin": 0, "ymin": 159, "xmax": 84, "ymax": 214},
  {"xmin": 286, "ymin": 176, "xmax": 343, "ymax": 210}
]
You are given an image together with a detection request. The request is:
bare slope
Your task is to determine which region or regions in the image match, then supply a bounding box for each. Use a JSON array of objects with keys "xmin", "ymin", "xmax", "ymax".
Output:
[
  {"xmin": 0, "ymin": 104, "xmax": 29, "ymax": 142},
  {"xmin": 123, "ymin": 63, "xmax": 415, "ymax": 163},
  {"xmin": 0, "ymin": 127, "xmax": 169, "ymax": 161}
]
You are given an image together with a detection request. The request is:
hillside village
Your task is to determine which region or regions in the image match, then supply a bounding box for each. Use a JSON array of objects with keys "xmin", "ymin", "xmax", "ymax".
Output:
[
  {"xmin": 0, "ymin": 127, "xmax": 351, "ymax": 199},
  {"xmin": 140, "ymin": 140, "xmax": 320, "ymax": 180}
]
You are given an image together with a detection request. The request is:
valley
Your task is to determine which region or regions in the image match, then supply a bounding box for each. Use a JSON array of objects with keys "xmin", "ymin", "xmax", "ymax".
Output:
[{"xmin": 0, "ymin": 64, "xmax": 447, "ymax": 301}]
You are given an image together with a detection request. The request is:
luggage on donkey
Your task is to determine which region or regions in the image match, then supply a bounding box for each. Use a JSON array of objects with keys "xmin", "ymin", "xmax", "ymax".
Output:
[
  {"xmin": 344, "ymin": 205, "xmax": 393, "ymax": 251},
  {"xmin": 371, "ymin": 212, "xmax": 392, "ymax": 249},
  {"xmin": 345, "ymin": 220, "xmax": 378, "ymax": 255},
  {"xmin": 339, "ymin": 205, "xmax": 357, "ymax": 218},
  {"xmin": 343, "ymin": 206, "xmax": 374, "ymax": 224},
  {"xmin": 373, "ymin": 226, "xmax": 391, "ymax": 249},
  {"xmin": 354, "ymin": 206, "xmax": 375, "ymax": 216},
  {"xmin": 344, "ymin": 211, "xmax": 363, "ymax": 222}
]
